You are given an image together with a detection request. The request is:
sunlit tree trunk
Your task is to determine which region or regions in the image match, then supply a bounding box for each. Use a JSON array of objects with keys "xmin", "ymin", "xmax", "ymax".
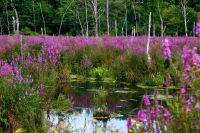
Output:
[
  {"xmin": 132, "ymin": 2, "xmax": 137, "ymax": 36},
  {"xmin": 92, "ymin": 0, "xmax": 98, "ymax": 37},
  {"xmin": 146, "ymin": 12, "xmax": 152, "ymax": 64},
  {"xmin": 39, "ymin": 3, "xmax": 46, "ymax": 35},
  {"xmin": 11, "ymin": 0, "xmax": 19, "ymax": 34},
  {"xmin": 180, "ymin": 0, "xmax": 188, "ymax": 36}
]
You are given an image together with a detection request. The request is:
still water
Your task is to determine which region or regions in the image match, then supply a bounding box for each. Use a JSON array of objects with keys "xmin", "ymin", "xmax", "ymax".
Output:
[{"xmin": 47, "ymin": 82, "xmax": 145, "ymax": 133}]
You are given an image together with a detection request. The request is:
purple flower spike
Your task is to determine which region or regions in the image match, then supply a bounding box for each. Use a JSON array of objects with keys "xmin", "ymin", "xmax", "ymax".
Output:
[
  {"xmin": 196, "ymin": 22, "xmax": 200, "ymax": 37},
  {"xmin": 143, "ymin": 94, "xmax": 151, "ymax": 106},
  {"xmin": 137, "ymin": 109, "xmax": 147, "ymax": 122},
  {"xmin": 163, "ymin": 38, "xmax": 171, "ymax": 60},
  {"xmin": 127, "ymin": 118, "xmax": 132, "ymax": 129}
]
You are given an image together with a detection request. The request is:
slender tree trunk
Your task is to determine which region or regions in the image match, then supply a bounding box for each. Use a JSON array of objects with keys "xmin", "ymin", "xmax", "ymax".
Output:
[
  {"xmin": 12, "ymin": 17, "xmax": 16, "ymax": 33},
  {"xmin": 181, "ymin": 0, "xmax": 188, "ymax": 36},
  {"xmin": 39, "ymin": 3, "xmax": 46, "ymax": 35},
  {"xmin": 106, "ymin": 0, "xmax": 110, "ymax": 35},
  {"xmin": 85, "ymin": 0, "xmax": 89, "ymax": 37},
  {"xmin": 77, "ymin": 11, "xmax": 84, "ymax": 36},
  {"xmin": 59, "ymin": 0, "xmax": 74, "ymax": 35},
  {"xmin": 92, "ymin": 0, "xmax": 98, "ymax": 37},
  {"xmin": 132, "ymin": 2, "xmax": 137, "ymax": 36},
  {"xmin": 153, "ymin": 23, "xmax": 156, "ymax": 36},
  {"xmin": 32, "ymin": 0, "xmax": 36, "ymax": 32},
  {"xmin": 11, "ymin": 0, "xmax": 19, "ymax": 34},
  {"xmin": 193, "ymin": 22, "xmax": 196, "ymax": 37},
  {"xmin": 183, "ymin": 4, "xmax": 188, "ymax": 36},
  {"xmin": 115, "ymin": 19, "xmax": 118, "ymax": 36},
  {"xmin": 146, "ymin": 12, "xmax": 152, "ymax": 64}
]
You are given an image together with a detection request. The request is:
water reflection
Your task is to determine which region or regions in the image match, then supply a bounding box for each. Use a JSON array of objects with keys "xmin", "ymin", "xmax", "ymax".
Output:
[
  {"xmin": 48, "ymin": 108, "xmax": 128, "ymax": 133},
  {"xmin": 47, "ymin": 82, "xmax": 145, "ymax": 132}
]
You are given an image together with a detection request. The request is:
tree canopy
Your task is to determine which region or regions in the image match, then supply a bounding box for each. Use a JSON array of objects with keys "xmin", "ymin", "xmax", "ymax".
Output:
[{"xmin": 0, "ymin": 0, "xmax": 199, "ymax": 36}]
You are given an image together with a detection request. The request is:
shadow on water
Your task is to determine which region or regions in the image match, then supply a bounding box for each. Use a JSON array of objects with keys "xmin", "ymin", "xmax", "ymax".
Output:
[{"xmin": 47, "ymin": 82, "xmax": 145, "ymax": 132}]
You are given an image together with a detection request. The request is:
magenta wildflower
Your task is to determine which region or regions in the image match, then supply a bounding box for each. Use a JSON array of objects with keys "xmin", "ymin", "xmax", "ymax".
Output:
[
  {"xmin": 163, "ymin": 108, "xmax": 170, "ymax": 125},
  {"xmin": 143, "ymin": 94, "xmax": 151, "ymax": 106},
  {"xmin": 137, "ymin": 109, "xmax": 147, "ymax": 122},
  {"xmin": 192, "ymin": 52, "xmax": 200, "ymax": 67},
  {"xmin": 179, "ymin": 86, "xmax": 187, "ymax": 94},
  {"xmin": 0, "ymin": 63, "xmax": 14, "ymax": 76},
  {"xmin": 196, "ymin": 22, "xmax": 200, "ymax": 37},
  {"xmin": 127, "ymin": 118, "xmax": 132, "ymax": 129},
  {"xmin": 163, "ymin": 38, "xmax": 171, "ymax": 60}
]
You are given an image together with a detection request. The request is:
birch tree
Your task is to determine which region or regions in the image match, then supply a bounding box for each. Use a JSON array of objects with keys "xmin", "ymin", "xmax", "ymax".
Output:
[
  {"xmin": 91, "ymin": 0, "xmax": 98, "ymax": 37},
  {"xmin": 180, "ymin": 0, "xmax": 188, "ymax": 36},
  {"xmin": 146, "ymin": 12, "xmax": 152, "ymax": 64},
  {"xmin": 11, "ymin": 0, "xmax": 19, "ymax": 34}
]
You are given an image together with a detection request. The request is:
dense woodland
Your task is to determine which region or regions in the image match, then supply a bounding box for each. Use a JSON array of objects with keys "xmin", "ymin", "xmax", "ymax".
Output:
[{"xmin": 0, "ymin": 0, "xmax": 199, "ymax": 36}]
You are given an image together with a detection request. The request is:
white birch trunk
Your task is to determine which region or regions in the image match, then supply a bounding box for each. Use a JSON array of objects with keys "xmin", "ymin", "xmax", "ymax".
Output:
[
  {"xmin": 181, "ymin": 0, "xmax": 188, "ymax": 36},
  {"xmin": 146, "ymin": 12, "xmax": 152, "ymax": 64},
  {"xmin": 39, "ymin": 3, "xmax": 46, "ymax": 35},
  {"xmin": 11, "ymin": 0, "xmax": 19, "ymax": 34}
]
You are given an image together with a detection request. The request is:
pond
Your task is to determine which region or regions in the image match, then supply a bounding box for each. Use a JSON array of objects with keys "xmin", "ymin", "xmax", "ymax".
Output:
[{"xmin": 46, "ymin": 82, "xmax": 145, "ymax": 132}]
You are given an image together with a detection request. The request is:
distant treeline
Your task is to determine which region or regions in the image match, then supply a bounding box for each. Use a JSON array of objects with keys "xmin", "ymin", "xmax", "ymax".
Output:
[{"xmin": 0, "ymin": 0, "xmax": 199, "ymax": 36}]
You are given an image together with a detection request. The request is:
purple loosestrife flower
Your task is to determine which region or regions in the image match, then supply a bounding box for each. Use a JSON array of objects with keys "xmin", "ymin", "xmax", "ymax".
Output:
[
  {"xmin": 192, "ymin": 52, "xmax": 200, "ymax": 67},
  {"xmin": 137, "ymin": 109, "xmax": 147, "ymax": 122},
  {"xmin": 163, "ymin": 38, "xmax": 171, "ymax": 60},
  {"xmin": 179, "ymin": 86, "xmax": 187, "ymax": 94},
  {"xmin": 196, "ymin": 22, "xmax": 200, "ymax": 37},
  {"xmin": 182, "ymin": 47, "xmax": 193, "ymax": 72},
  {"xmin": 0, "ymin": 63, "xmax": 14, "ymax": 76},
  {"xmin": 127, "ymin": 118, "xmax": 132, "ymax": 129},
  {"xmin": 163, "ymin": 108, "xmax": 170, "ymax": 122},
  {"xmin": 143, "ymin": 94, "xmax": 151, "ymax": 106}
]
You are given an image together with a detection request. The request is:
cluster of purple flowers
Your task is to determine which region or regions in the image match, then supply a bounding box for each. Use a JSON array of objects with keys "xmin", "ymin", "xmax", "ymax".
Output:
[
  {"xmin": 136, "ymin": 93, "xmax": 170, "ymax": 129},
  {"xmin": 0, "ymin": 60, "xmax": 18, "ymax": 77},
  {"xmin": 163, "ymin": 38, "xmax": 171, "ymax": 60},
  {"xmin": 181, "ymin": 47, "xmax": 200, "ymax": 72}
]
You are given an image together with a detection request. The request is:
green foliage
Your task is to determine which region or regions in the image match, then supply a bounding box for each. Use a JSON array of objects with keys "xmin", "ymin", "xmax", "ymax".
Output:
[
  {"xmin": 89, "ymin": 66, "xmax": 110, "ymax": 82},
  {"xmin": 52, "ymin": 94, "xmax": 71, "ymax": 115},
  {"xmin": 0, "ymin": 0, "xmax": 199, "ymax": 35}
]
